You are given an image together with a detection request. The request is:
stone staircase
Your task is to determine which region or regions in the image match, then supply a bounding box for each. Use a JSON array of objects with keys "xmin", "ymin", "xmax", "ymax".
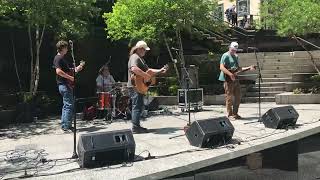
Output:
[{"xmin": 239, "ymin": 51, "xmax": 319, "ymax": 103}]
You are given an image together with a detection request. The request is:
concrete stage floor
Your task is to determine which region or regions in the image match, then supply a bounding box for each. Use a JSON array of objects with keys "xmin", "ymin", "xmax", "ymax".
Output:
[{"xmin": 0, "ymin": 103, "xmax": 320, "ymax": 180}]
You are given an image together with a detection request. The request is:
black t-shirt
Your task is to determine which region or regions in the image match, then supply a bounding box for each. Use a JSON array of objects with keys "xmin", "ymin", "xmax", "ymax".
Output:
[{"xmin": 53, "ymin": 54, "xmax": 72, "ymax": 85}]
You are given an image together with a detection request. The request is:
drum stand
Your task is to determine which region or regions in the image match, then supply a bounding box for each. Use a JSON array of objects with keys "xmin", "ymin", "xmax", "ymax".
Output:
[{"xmin": 113, "ymin": 96, "xmax": 131, "ymax": 121}]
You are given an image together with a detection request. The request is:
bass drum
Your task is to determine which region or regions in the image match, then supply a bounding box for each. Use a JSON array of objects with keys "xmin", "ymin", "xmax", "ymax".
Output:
[{"xmin": 97, "ymin": 92, "xmax": 112, "ymax": 110}]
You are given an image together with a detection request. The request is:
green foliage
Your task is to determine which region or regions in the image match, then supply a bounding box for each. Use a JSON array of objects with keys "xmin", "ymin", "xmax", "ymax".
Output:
[
  {"xmin": 310, "ymin": 75, "xmax": 320, "ymax": 82},
  {"xmin": 17, "ymin": 92, "xmax": 34, "ymax": 103},
  {"xmin": 293, "ymin": 86, "xmax": 320, "ymax": 94},
  {"xmin": 260, "ymin": 0, "xmax": 320, "ymax": 36},
  {"xmin": 293, "ymin": 88, "xmax": 302, "ymax": 94},
  {"xmin": 309, "ymin": 86, "xmax": 320, "ymax": 94},
  {"xmin": 0, "ymin": 0, "xmax": 100, "ymax": 39},
  {"xmin": 166, "ymin": 77, "xmax": 179, "ymax": 95},
  {"xmin": 103, "ymin": 0, "xmax": 219, "ymax": 43},
  {"xmin": 168, "ymin": 85, "xmax": 179, "ymax": 96}
]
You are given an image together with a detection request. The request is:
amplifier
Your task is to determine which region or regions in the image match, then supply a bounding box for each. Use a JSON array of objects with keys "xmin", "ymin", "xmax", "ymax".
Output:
[{"xmin": 178, "ymin": 88, "xmax": 203, "ymax": 111}]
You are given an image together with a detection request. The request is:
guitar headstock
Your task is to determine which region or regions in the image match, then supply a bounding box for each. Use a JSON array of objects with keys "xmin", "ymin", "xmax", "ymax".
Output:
[
  {"xmin": 80, "ymin": 60, "xmax": 86, "ymax": 66},
  {"xmin": 163, "ymin": 64, "xmax": 169, "ymax": 70},
  {"xmin": 161, "ymin": 64, "xmax": 169, "ymax": 73}
]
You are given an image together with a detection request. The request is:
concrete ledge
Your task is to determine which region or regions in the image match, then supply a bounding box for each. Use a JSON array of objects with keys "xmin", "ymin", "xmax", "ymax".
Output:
[
  {"xmin": 286, "ymin": 82, "xmax": 320, "ymax": 91},
  {"xmin": 152, "ymin": 95, "xmax": 225, "ymax": 105},
  {"xmin": 292, "ymin": 73, "xmax": 317, "ymax": 81},
  {"xmin": 276, "ymin": 92, "xmax": 320, "ymax": 104}
]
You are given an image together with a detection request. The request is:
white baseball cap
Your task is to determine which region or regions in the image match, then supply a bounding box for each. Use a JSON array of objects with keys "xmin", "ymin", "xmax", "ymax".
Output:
[
  {"xmin": 229, "ymin": 42, "xmax": 239, "ymax": 50},
  {"xmin": 135, "ymin": 40, "xmax": 150, "ymax": 51}
]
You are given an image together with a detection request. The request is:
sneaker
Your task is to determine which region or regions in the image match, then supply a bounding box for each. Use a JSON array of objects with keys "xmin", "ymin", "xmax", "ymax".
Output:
[
  {"xmin": 61, "ymin": 127, "xmax": 72, "ymax": 133},
  {"xmin": 132, "ymin": 126, "xmax": 148, "ymax": 134},
  {"xmin": 227, "ymin": 115, "xmax": 236, "ymax": 121},
  {"xmin": 68, "ymin": 127, "xmax": 76, "ymax": 132},
  {"xmin": 233, "ymin": 114, "xmax": 242, "ymax": 119}
]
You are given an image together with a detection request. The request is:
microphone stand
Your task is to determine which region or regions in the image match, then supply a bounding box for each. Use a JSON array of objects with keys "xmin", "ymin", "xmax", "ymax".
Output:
[
  {"xmin": 244, "ymin": 48, "xmax": 263, "ymax": 124},
  {"xmin": 70, "ymin": 40, "xmax": 78, "ymax": 159},
  {"xmin": 254, "ymin": 48, "xmax": 263, "ymax": 122},
  {"xmin": 168, "ymin": 50, "xmax": 193, "ymax": 139},
  {"xmin": 182, "ymin": 66, "xmax": 192, "ymax": 127},
  {"xmin": 175, "ymin": 49, "xmax": 193, "ymax": 129}
]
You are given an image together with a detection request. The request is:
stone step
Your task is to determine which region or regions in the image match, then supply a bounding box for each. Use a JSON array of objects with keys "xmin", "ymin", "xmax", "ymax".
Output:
[
  {"xmin": 254, "ymin": 82, "xmax": 287, "ymax": 87},
  {"xmin": 258, "ymin": 78, "xmax": 291, "ymax": 83},
  {"xmin": 263, "ymin": 52, "xmax": 293, "ymax": 56},
  {"xmin": 261, "ymin": 65, "xmax": 295, "ymax": 70},
  {"xmin": 242, "ymin": 96, "xmax": 275, "ymax": 103},
  {"xmin": 245, "ymin": 91, "xmax": 285, "ymax": 97},
  {"xmin": 261, "ymin": 73, "xmax": 292, "ymax": 78},
  {"xmin": 261, "ymin": 69, "xmax": 294, "ymax": 74},
  {"xmin": 264, "ymin": 55, "xmax": 295, "ymax": 60},
  {"xmin": 293, "ymin": 50, "xmax": 320, "ymax": 58},
  {"xmin": 261, "ymin": 65, "xmax": 311, "ymax": 71},
  {"xmin": 262, "ymin": 60, "xmax": 320, "ymax": 66},
  {"xmin": 249, "ymin": 86, "xmax": 286, "ymax": 92}
]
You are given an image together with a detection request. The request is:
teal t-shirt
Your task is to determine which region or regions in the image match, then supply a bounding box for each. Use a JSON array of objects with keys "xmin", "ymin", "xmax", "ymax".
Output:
[{"xmin": 218, "ymin": 52, "xmax": 240, "ymax": 82}]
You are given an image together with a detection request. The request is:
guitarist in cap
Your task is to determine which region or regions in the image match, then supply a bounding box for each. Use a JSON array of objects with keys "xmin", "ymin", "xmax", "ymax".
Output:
[
  {"xmin": 218, "ymin": 42, "xmax": 255, "ymax": 120},
  {"xmin": 128, "ymin": 40, "xmax": 167, "ymax": 133},
  {"xmin": 53, "ymin": 40, "xmax": 84, "ymax": 132}
]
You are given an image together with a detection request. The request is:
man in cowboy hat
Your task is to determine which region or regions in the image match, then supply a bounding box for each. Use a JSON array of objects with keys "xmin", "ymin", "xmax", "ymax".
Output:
[{"xmin": 127, "ymin": 40, "xmax": 167, "ymax": 133}]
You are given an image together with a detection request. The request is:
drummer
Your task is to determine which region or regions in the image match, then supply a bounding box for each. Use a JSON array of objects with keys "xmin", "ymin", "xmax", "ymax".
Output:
[{"xmin": 96, "ymin": 65, "xmax": 115, "ymax": 92}]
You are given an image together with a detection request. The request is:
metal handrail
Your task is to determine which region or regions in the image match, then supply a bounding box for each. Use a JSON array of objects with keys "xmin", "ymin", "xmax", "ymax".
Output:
[
  {"xmin": 295, "ymin": 36, "xmax": 320, "ymax": 50},
  {"xmin": 193, "ymin": 26, "xmax": 232, "ymax": 43},
  {"xmin": 293, "ymin": 35, "xmax": 320, "ymax": 74}
]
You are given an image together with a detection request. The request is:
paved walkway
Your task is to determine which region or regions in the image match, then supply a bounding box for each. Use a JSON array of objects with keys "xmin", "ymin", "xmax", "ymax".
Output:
[{"xmin": 0, "ymin": 103, "xmax": 319, "ymax": 180}]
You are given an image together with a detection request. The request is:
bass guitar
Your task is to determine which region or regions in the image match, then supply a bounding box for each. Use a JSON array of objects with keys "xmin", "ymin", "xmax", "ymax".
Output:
[
  {"xmin": 131, "ymin": 64, "xmax": 169, "ymax": 95},
  {"xmin": 226, "ymin": 65, "xmax": 256, "ymax": 82}
]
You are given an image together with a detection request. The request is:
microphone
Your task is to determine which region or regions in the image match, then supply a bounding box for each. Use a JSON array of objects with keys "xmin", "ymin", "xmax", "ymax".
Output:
[
  {"xmin": 248, "ymin": 47, "xmax": 258, "ymax": 50},
  {"xmin": 171, "ymin": 47, "xmax": 179, "ymax": 51},
  {"xmin": 69, "ymin": 40, "xmax": 73, "ymax": 45}
]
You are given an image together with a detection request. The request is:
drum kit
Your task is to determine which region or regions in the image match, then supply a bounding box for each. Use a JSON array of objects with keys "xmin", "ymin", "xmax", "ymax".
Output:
[{"xmin": 96, "ymin": 82, "xmax": 131, "ymax": 121}]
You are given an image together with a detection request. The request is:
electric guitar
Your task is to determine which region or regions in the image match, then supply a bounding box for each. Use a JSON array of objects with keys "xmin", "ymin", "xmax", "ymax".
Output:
[
  {"xmin": 226, "ymin": 65, "xmax": 256, "ymax": 82},
  {"xmin": 131, "ymin": 64, "xmax": 169, "ymax": 95},
  {"xmin": 66, "ymin": 60, "xmax": 86, "ymax": 89}
]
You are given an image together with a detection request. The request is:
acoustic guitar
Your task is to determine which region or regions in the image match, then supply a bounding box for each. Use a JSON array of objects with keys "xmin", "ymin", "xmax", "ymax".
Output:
[
  {"xmin": 66, "ymin": 60, "xmax": 86, "ymax": 89},
  {"xmin": 131, "ymin": 64, "xmax": 169, "ymax": 95},
  {"xmin": 225, "ymin": 65, "xmax": 256, "ymax": 82}
]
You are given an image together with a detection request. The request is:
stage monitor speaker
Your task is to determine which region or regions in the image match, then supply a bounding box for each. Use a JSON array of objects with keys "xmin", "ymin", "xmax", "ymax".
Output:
[
  {"xmin": 186, "ymin": 117, "xmax": 234, "ymax": 148},
  {"xmin": 77, "ymin": 129, "xmax": 135, "ymax": 168},
  {"xmin": 262, "ymin": 106, "xmax": 299, "ymax": 129}
]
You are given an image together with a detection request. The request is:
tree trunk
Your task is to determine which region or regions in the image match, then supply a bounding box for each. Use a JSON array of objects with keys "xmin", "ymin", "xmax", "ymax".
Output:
[
  {"xmin": 164, "ymin": 36, "xmax": 181, "ymax": 85},
  {"xmin": 28, "ymin": 24, "xmax": 35, "ymax": 93},
  {"xmin": 33, "ymin": 24, "xmax": 46, "ymax": 95},
  {"xmin": 10, "ymin": 34, "xmax": 22, "ymax": 91},
  {"xmin": 176, "ymin": 28, "xmax": 185, "ymax": 65}
]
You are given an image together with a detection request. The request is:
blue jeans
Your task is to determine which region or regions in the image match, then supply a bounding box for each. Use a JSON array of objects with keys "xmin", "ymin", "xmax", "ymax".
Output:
[
  {"xmin": 58, "ymin": 84, "xmax": 74, "ymax": 129},
  {"xmin": 129, "ymin": 88, "xmax": 144, "ymax": 128}
]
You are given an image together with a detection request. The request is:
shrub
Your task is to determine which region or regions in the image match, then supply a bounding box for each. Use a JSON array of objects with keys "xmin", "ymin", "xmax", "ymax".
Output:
[{"xmin": 310, "ymin": 75, "xmax": 320, "ymax": 82}]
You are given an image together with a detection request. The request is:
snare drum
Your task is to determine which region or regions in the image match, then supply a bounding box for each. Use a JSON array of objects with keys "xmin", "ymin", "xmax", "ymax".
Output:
[{"xmin": 97, "ymin": 92, "xmax": 112, "ymax": 110}]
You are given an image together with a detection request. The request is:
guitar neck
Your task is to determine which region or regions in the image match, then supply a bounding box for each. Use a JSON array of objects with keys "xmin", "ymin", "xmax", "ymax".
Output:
[{"xmin": 230, "ymin": 67, "xmax": 251, "ymax": 74}]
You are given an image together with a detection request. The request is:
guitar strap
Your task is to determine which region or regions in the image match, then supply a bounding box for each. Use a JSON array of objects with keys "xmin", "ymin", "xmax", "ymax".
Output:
[
  {"xmin": 225, "ymin": 54, "xmax": 240, "ymax": 82},
  {"xmin": 129, "ymin": 57, "xmax": 149, "ymax": 75}
]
